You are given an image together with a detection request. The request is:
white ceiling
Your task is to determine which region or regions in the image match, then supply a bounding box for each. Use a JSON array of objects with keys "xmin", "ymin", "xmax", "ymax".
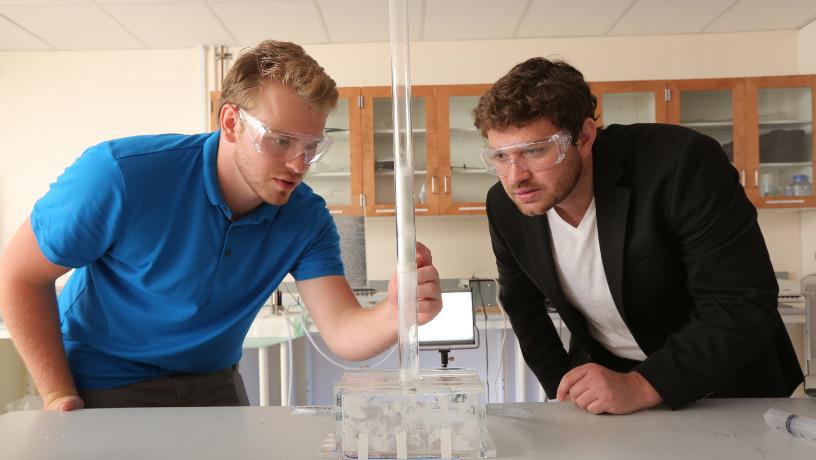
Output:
[{"xmin": 1, "ymin": 0, "xmax": 815, "ymax": 51}]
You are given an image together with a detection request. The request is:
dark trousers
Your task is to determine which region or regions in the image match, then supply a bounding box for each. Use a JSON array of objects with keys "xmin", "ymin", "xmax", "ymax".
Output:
[{"xmin": 78, "ymin": 366, "xmax": 250, "ymax": 408}]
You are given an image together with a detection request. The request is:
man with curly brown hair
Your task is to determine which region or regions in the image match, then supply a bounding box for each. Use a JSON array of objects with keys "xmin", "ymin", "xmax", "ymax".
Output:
[{"xmin": 475, "ymin": 57, "xmax": 802, "ymax": 414}]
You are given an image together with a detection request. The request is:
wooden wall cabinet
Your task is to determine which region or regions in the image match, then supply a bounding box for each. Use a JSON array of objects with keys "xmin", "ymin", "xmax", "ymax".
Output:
[
  {"xmin": 745, "ymin": 76, "xmax": 816, "ymax": 208},
  {"xmin": 592, "ymin": 76, "xmax": 816, "ymax": 209},
  {"xmin": 211, "ymin": 74, "xmax": 816, "ymax": 216}
]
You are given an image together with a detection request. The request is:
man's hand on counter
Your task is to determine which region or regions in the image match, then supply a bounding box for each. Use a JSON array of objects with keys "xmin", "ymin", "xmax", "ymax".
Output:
[{"xmin": 556, "ymin": 363, "xmax": 663, "ymax": 415}]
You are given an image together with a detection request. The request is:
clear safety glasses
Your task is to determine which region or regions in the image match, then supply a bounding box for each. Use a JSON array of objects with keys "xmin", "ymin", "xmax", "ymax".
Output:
[
  {"xmin": 479, "ymin": 131, "xmax": 572, "ymax": 177},
  {"xmin": 237, "ymin": 107, "xmax": 333, "ymax": 165}
]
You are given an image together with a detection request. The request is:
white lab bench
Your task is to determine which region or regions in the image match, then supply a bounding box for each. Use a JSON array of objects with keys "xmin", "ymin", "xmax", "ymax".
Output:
[{"xmin": 1, "ymin": 398, "xmax": 815, "ymax": 459}]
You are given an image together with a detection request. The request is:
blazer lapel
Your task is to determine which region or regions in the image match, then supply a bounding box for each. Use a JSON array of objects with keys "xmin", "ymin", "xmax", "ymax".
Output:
[
  {"xmin": 526, "ymin": 215, "xmax": 572, "ymax": 312},
  {"xmin": 593, "ymin": 137, "xmax": 630, "ymax": 321}
]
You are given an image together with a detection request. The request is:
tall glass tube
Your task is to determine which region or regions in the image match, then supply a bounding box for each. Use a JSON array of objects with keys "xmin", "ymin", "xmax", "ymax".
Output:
[{"xmin": 389, "ymin": 0, "xmax": 418, "ymax": 381}]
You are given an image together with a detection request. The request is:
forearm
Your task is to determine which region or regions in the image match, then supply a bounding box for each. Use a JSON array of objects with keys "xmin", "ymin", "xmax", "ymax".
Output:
[
  {"xmin": 323, "ymin": 301, "xmax": 397, "ymax": 361},
  {"xmin": 0, "ymin": 277, "xmax": 77, "ymax": 401}
]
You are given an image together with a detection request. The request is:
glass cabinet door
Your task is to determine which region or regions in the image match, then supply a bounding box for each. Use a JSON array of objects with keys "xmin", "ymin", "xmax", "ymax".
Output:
[
  {"xmin": 667, "ymin": 79, "xmax": 747, "ymax": 186},
  {"xmin": 675, "ymin": 89, "xmax": 736, "ymax": 162},
  {"xmin": 756, "ymin": 86, "xmax": 813, "ymax": 200},
  {"xmin": 307, "ymin": 88, "xmax": 363, "ymax": 216},
  {"xmin": 591, "ymin": 81, "xmax": 667, "ymax": 126},
  {"xmin": 362, "ymin": 86, "xmax": 437, "ymax": 216},
  {"xmin": 601, "ymin": 92, "xmax": 657, "ymax": 124},
  {"xmin": 437, "ymin": 85, "xmax": 496, "ymax": 214}
]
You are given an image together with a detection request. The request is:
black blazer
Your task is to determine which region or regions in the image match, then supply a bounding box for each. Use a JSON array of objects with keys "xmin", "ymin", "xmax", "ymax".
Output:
[{"xmin": 487, "ymin": 123, "xmax": 803, "ymax": 409}]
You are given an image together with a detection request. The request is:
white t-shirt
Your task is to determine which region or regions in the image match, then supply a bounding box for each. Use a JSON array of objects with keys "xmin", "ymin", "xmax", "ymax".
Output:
[{"xmin": 547, "ymin": 199, "xmax": 647, "ymax": 361}]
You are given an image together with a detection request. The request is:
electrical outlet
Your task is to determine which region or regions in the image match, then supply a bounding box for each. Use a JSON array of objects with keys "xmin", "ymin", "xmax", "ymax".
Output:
[{"xmin": 458, "ymin": 279, "xmax": 470, "ymax": 289}]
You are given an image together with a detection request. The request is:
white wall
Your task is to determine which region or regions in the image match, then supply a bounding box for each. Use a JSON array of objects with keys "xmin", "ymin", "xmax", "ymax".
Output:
[
  {"xmin": 0, "ymin": 48, "xmax": 204, "ymax": 412},
  {"xmin": 302, "ymin": 30, "xmax": 799, "ymax": 87},
  {"xmin": 0, "ymin": 48, "xmax": 206, "ymax": 245},
  {"xmin": 799, "ymin": 19, "xmax": 816, "ymax": 74},
  {"xmin": 757, "ymin": 210, "xmax": 804, "ymax": 280}
]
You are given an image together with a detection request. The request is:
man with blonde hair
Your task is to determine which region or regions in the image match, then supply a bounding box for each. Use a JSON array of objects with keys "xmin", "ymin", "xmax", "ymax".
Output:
[{"xmin": 0, "ymin": 40, "xmax": 442, "ymax": 410}]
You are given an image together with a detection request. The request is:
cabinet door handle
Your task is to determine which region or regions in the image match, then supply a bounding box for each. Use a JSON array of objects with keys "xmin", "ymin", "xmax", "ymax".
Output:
[
  {"xmin": 739, "ymin": 170, "xmax": 746, "ymax": 187},
  {"xmin": 754, "ymin": 170, "xmax": 759, "ymax": 187},
  {"xmin": 458, "ymin": 206, "xmax": 486, "ymax": 211},
  {"xmin": 431, "ymin": 176, "xmax": 436, "ymax": 194},
  {"xmin": 443, "ymin": 176, "xmax": 449, "ymax": 194},
  {"xmin": 765, "ymin": 199, "xmax": 805, "ymax": 205}
]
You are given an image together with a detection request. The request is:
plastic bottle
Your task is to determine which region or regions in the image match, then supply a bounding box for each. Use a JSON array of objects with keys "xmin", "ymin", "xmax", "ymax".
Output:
[
  {"xmin": 784, "ymin": 177, "xmax": 796, "ymax": 197},
  {"xmin": 792, "ymin": 175, "xmax": 812, "ymax": 197}
]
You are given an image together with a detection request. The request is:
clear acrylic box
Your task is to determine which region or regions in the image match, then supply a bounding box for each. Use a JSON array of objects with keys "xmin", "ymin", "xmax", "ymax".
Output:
[{"xmin": 333, "ymin": 368, "xmax": 495, "ymax": 459}]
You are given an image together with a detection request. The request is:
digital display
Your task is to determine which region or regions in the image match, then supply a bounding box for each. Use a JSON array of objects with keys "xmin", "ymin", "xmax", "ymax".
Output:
[{"xmin": 418, "ymin": 291, "xmax": 476, "ymax": 348}]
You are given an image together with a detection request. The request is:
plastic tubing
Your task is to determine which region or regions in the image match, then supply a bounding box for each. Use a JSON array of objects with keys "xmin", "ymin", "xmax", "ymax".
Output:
[{"xmin": 389, "ymin": 0, "xmax": 419, "ymax": 381}]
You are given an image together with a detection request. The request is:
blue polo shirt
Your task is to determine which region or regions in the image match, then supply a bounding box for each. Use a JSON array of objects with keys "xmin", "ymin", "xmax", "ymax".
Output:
[{"xmin": 31, "ymin": 131, "xmax": 344, "ymax": 390}]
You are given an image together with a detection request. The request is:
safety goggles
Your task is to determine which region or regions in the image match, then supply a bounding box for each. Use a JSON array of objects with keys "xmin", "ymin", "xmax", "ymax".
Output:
[
  {"xmin": 237, "ymin": 107, "xmax": 333, "ymax": 165},
  {"xmin": 479, "ymin": 131, "xmax": 571, "ymax": 177}
]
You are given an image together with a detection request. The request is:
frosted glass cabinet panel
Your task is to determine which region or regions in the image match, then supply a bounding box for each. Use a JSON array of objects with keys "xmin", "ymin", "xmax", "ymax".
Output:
[
  {"xmin": 448, "ymin": 95, "xmax": 496, "ymax": 205},
  {"xmin": 436, "ymin": 85, "xmax": 494, "ymax": 215},
  {"xmin": 308, "ymin": 98, "xmax": 353, "ymax": 206},
  {"xmin": 591, "ymin": 81, "xmax": 667, "ymax": 127},
  {"xmin": 601, "ymin": 92, "xmax": 657, "ymax": 125},
  {"xmin": 667, "ymin": 79, "xmax": 746, "ymax": 179},
  {"xmin": 678, "ymin": 90, "xmax": 735, "ymax": 162}
]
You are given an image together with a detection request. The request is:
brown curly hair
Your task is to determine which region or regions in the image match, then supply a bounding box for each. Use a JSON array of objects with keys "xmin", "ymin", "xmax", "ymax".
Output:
[
  {"xmin": 217, "ymin": 40, "xmax": 338, "ymax": 127},
  {"xmin": 473, "ymin": 58, "xmax": 597, "ymax": 143}
]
